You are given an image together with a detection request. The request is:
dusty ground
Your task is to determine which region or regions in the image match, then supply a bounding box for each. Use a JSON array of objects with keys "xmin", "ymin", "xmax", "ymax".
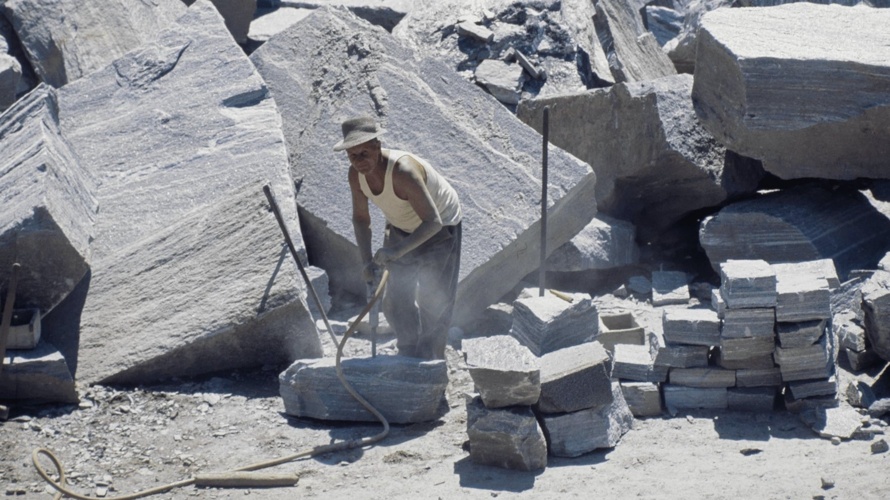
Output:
[{"xmin": 3, "ymin": 293, "xmax": 890, "ymax": 500}]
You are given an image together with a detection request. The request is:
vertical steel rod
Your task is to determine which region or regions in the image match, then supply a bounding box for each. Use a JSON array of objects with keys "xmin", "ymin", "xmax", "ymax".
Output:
[{"xmin": 539, "ymin": 106, "xmax": 550, "ymax": 297}]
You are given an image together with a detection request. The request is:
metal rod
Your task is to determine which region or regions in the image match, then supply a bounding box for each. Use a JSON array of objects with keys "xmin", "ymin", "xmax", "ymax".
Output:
[
  {"xmin": 539, "ymin": 106, "xmax": 550, "ymax": 297},
  {"xmin": 262, "ymin": 185, "xmax": 338, "ymax": 346},
  {"xmin": 0, "ymin": 263, "xmax": 21, "ymax": 373}
]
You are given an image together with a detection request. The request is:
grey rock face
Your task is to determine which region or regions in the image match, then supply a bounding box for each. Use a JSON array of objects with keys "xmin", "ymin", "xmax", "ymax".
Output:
[
  {"xmin": 719, "ymin": 259, "xmax": 776, "ymax": 309},
  {"xmin": 545, "ymin": 215, "xmax": 638, "ymax": 272},
  {"xmin": 392, "ymin": 0, "xmax": 614, "ymax": 99},
  {"xmin": 594, "ymin": 0, "xmax": 677, "ymax": 83},
  {"xmin": 662, "ymin": 308, "xmax": 721, "ymax": 346},
  {"xmin": 463, "ymin": 335, "xmax": 541, "ymax": 408},
  {"xmin": 692, "ymin": 3, "xmax": 890, "ymax": 180},
  {"xmin": 663, "ymin": 385, "xmax": 727, "ymax": 411},
  {"xmin": 620, "ymin": 381, "xmax": 662, "ymax": 417},
  {"xmin": 466, "ymin": 396, "xmax": 547, "ymax": 471},
  {"xmin": 58, "ymin": 2, "xmax": 322, "ymax": 384},
  {"xmin": 669, "ymin": 367, "xmax": 736, "ymax": 388},
  {"xmin": 0, "ymin": 84, "xmax": 97, "ymax": 315},
  {"xmin": 249, "ymin": 8, "xmax": 597, "ymax": 326},
  {"xmin": 700, "ymin": 185, "xmax": 890, "ymax": 279},
  {"xmin": 511, "ymin": 294, "xmax": 599, "ymax": 356},
  {"xmin": 0, "ymin": 53, "xmax": 21, "ymax": 112},
  {"xmin": 0, "ymin": 340, "xmax": 77, "ymax": 404},
  {"xmin": 664, "ymin": 0, "xmax": 733, "ymax": 74},
  {"xmin": 652, "ymin": 271, "xmax": 690, "ymax": 306},
  {"xmin": 279, "ymin": 355, "xmax": 448, "ymax": 423},
  {"xmin": 184, "ymin": 0, "xmax": 256, "ymax": 44},
  {"xmin": 539, "ymin": 382, "xmax": 634, "ymax": 457},
  {"xmin": 862, "ymin": 270, "xmax": 890, "ymax": 361},
  {"xmin": 518, "ymin": 74, "xmax": 761, "ymax": 243},
  {"xmin": 536, "ymin": 342, "xmax": 613, "ymax": 414},
  {"xmin": 1, "ymin": 0, "xmax": 187, "ymax": 87}
]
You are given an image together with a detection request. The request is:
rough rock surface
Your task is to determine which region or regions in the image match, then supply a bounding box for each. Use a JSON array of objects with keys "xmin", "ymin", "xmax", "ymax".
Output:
[
  {"xmin": 692, "ymin": 3, "xmax": 890, "ymax": 180},
  {"xmin": 536, "ymin": 341, "xmax": 613, "ymax": 414},
  {"xmin": 518, "ymin": 74, "xmax": 762, "ymax": 243},
  {"xmin": 862, "ymin": 270, "xmax": 890, "ymax": 362},
  {"xmin": 0, "ymin": 84, "xmax": 97, "ymax": 315},
  {"xmin": 538, "ymin": 382, "xmax": 633, "ymax": 458},
  {"xmin": 699, "ymin": 185, "xmax": 890, "ymax": 279},
  {"xmin": 0, "ymin": 340, "xmax": 77, "ymax": 403},
  {"xmin": 511, "ymin": 293, "xmax": 598, "ymax": 356},
  {"xmin": 594, "ymin": 0, "xmax": 677, "ymax": 83},
  {"xmin": 0, "ymin": 0, "xmax": 186, "ymax": 87},
  {"xmin": 545, "ymin": 214, "xmax": 638, "ymax": 272},
  {"xmin": 466, "ymin": 396, "xmax": 547, "ymax": 471},
  {"xmin": 57, "ymin": 1, "xmax": 322, "ymax": 384},
  {"xmin": 249, "ymin": 8, "xmax": 597, "ymax": 325},
  {"xmin": 463, "ymin": 335, "xmax": 540, "ymax": 408},
  {"xmin": 279, "ymin": 355, "xmax": 448, "ymax": 423},
  {"xmin": 184, "ymin": 0, "xmax": 256, "ymax": 44},
  {"xmin": 392, "ymin": 0, "xmax": 614, "ymax": 99}
]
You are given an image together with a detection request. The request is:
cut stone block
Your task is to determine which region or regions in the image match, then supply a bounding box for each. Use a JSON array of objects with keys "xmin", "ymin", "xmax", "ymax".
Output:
[
  {"xmin": 862, "ymin": 270, "xmax": 890, "ymax": 362},
  {"xmin": 620, "ymin": 381, "xmax": 663, "ymax": 418},
  {"xmin": 663, "ymin": 385, "xmax": 727, "ymax": 411},
  {"xmin": 279, "ymin": 355, "xmax": 448, "ymax": 423},
  {"xmin": 845, "ymin": 347, "xmax": 882, "ymax": 373},
  {"xmin": 788, "ymin": 376, "xmax": 838, "ymax": 401},
  {"xmin": 593, "ymin": 0, "xmax": 676, "ymax": 83},
  {"xmin": 250, "ymin": 8, "xmax": 597, "ymax": 324},
  {"xmin": 715, "ymin": 351, "xmax": 775, "ymax": 371},
  {"xmin": 466, "ymin": 395, "xmax": 547, "ymax": 472},
  {"xmin": 613, "ymin": 343, "xmax": 664, "ymax": 383},
  {"xmin": 662, "ymin": 308, "xmax": 720, "ymax": 346},
  {"xmin": 669, "ymin": 368, "xmax": 735, "ymax": 388},
  {"xmin": 597, "ymin": 311, "xmax": 645, "ymax": 352},
  {"xmin": 783, "ymin": 391, "xmax": 839, "ymax": 415},
  {"xmin": 474, "ymin": 59, "xmax": 524, "ymax": 105},
  {"xmin": 736, "ymin": 367, "xmax": 783, "ymax": 388},
  {"xmin": 0, "ymin": 0, "xmax": 186, "ymax": 87},
  {"xmin": 773, "ymin": 259, "xmax": 839, "ymax": 290},
  {"xmin": 711, "ymin": 288, "xmax": 726, "ymax": 318},
  {"xmin": 654, "ymin": 344, "xmax": 710, "ymax": 369},
  {"xmin": 0, "ymin": 84, "xmax": 98, "ymax": 315},
  {"xmin": 645, "ymin": 5, "xmax": 682, "ymax": 47},
  {"xmin": 4, "ymin": 309, "xmax": 40, "ymax": 350},
  {"xmin": 511, "ymin": 294, "xmax": 598, "ymax": 356},
  {"xmin": 0, "ymin": 340, "xmax": 77, "ymax": 404},
  {"xmin": 463, "ymin": 335, "xmax": 540, "ymax": 408},
  {"xmin": 721, "ymin": 308, "xmax": 775, "ymax": 339},
  {"xmin": 777, "ymin": 320, "xmax": 826, "ymax": 349},
  {"xmin": 834, "ymin": 316, "xmax": 867, "ymax": 352},
  {"xmin": 518, "ymin": 74, "xmax": 760, "ymax": 244},
  {"xmin": 546, "ymin": 215, "xmax": 639, "ymax": 272},
  {"xmin": 652, "ymin": 271, "xmax": 690, "ymax": 306},
  {"xmin": 728, "ymin": 387, "xmax": 778, "ymax": 413},
  {"xmin": 700, "ymin": 185, "xmax": 890, "ymax": 279},
  {"xmin": 536, "ymin": 342, "xmax": 613, "ymax": 414},
  {"xmin": 774, "ymin": 334, "xmax": 833, "ymax": 383},
  {"xmin": 538, "ymin": 382, "xmax": 633, "ymax": 458},
  {"xmin": 719, "ymin": 260, "xmax": 777, "ymax": 309},
  {"xmin": 692, "ymin": 3, "xmax": 890, "ymax": 181},
  {"xmin": 720, "ymin": 336, "xmax": 776, "ymax": 362},
  {"xmin": 774, "ymin": 269, "xmax": 831, "ymax": 323}
]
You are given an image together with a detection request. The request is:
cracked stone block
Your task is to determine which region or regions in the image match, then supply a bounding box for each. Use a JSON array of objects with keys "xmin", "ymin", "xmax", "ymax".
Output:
[
  {"xmin": 538, "ymin": 382, "xmax": 633, "ymax": 458},
  {"xmin": 463, "ymin": 335, "xmax": 540, "ymax": 408},
  {"xmin": 536, "ymin": 341, "xmax": 613, "ymax": 414},
  {"xmin": 466, "ymin": 395, "xmax": 547, "ymax": 472}
]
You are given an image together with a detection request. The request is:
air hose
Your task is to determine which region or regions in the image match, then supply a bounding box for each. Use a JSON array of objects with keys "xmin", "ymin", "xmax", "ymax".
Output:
[{"xmin": 31, "ymin": 186, "xmax": 393, "ymax": 498}]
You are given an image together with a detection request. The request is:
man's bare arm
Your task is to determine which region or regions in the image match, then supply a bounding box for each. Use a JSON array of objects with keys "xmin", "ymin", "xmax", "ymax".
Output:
[{"xmin": 348, "ymin": 167, "xmax": 375, "ymax": 274}]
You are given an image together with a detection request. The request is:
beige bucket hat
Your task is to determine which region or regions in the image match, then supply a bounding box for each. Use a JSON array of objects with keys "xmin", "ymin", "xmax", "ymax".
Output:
[{"xmin": 333, "ymin": 116, "xmax": 386, "ymax": 151}]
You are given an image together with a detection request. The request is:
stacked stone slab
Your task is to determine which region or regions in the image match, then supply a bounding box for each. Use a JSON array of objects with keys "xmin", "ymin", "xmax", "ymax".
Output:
[
  {"xmin": 510, "ymin": 293, "xmax": 598, "ymax": 356},
  {"xmin": 535, "ymin": 342, "xmax": 633, "ymax": 457},
  {"xmin": 463, "ymin": 335, "xmax": 546, "ymax": 471},
  {"xmin": 862, "ymin": 270, "xmax": 890, "ymax": 363}
]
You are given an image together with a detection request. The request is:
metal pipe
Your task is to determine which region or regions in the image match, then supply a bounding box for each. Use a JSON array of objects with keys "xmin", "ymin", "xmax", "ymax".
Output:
[{"xmin": 539, "ymin": 106, "xmax": 549, "ymax": 297}]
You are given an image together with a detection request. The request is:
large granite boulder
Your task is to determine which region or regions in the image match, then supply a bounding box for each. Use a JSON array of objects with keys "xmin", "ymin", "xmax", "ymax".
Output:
[
  {"xmin": 594, "ymin": 0, "xmax": 677, "ymax": 83},
  {"xmin": 537, "ymin": 382, "xmax": 634, "ymax": 457},
  {"xmin": 183, "ymin": 0, "xmax": 256, "ymax": 44},
  {"xmin": 518, "ymin": 74, "xmax": 762, "ymax": 243},
  {"xmin": 57, "ymin": 1, "xmax": 322, "ymax": 384},
  {"xmin": 663, "ymin": 0, "xmax": 733, "ymax": 74},
  {"xmin": 0, "ymin": 84, "xmax": 97, "ymax": 315},
  {"xmin": 0, "ymin": 0, "xmax": 186, "ymax": 87},
  {"xmin": 392, "ymin": 0, "xmax": 614, "ymax": 100},
  {"xmin": 692, "ymin": 3, "xmax": 890, "ymax": 180},
  {"xmin": 0, "ymin": 340, "xmax": 77, "ymax": 404},
  {"xmin": 862, "ymin": 270, "xmax": 890, "ymax": 362},
  {"xmin": 466, "ymin": 396, "xmax": 548, "ymax": 471},
  {"xmin": 279, "ymin": 355, "xmax": 448, "ymax": 423},
  {"xmin": 250, "ymin": 8, "xmax": 597, "ymax": 326},
  {"xmin": 545, "ymin": 214, "xmax": 638, "ymax": 272},
  {"xmin": 699, "ymin": 184, "xmax": 890, "ymax": 279}
]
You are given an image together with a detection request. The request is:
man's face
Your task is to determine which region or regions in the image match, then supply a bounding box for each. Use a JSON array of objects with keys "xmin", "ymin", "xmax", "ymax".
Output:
[{"xmin": 346, "ymin": 140, "xmax": 380, "ymax": 175}]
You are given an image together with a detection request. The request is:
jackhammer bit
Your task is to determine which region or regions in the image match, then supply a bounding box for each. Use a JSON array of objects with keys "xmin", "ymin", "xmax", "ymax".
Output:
[{"xmin": 366, "ymin": 266, "xmax": 383, "ymax": 358}]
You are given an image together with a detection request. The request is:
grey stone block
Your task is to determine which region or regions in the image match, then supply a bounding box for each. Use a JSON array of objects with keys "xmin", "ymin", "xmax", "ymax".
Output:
[
  {"xmin": 546, "ymin": 215, "xmax": 639, "ymax": 272},
  {"xmin": 538, "ymin": 382, "xmax": 634, "ymax": 458},
  {"xmin": 844, "ymin": 347, "xmax": 882, "ymax": 373},
  {"xmin": 721, "ymin": 307, "xmax": 775, "ymax": 339},
  {"xmin": 663, "ymin": 385, "xmax": 727, "ymax": 411},
  {"xmin": 775, "ymin": 334, "xmax": 833, "ymax": 383},
  {"xmin": 719, "ymin": 260, "xmax": 777, "ymax": 309},
  {"xmin": 463, "ymin": 335, "xmax": 540, "ymax": 408},
  {"xmin": 613, "ymin": 343, "xmax": 664, "ymax": 383},
  {"xmin": 652, "ymin": 271, "xmax": 690, "ymax": 306},
  {"xmin": 862, "ymin": 270, "xmax": 890, "ymax": 362},
  {"xmin": 537, "ymin": 342, "xmax": 613, "ymax": 414},
  {"xmin": 774, "ymin": 266, "xmax": 831, "ymax": 322},
  {"xmin": 788, "ymin": 376, "xmax": 838, "ymax": 401},
  {"xmin": 0, "ymin": 340, "xmax": 77, "ymax": 404},
  {"xmin": 662, "ymin": 308, "xmax": 720, "ymax": 346},
  {"xmin": 728, "ymin": 387, "xmax": 778, "ymax": 413},
  {"xmin": 720, "ymin": 336, "xmax": 776, "ymax": 362},
  {"xmin": 736, "ymin": 367, "xmax": 783, "ymax": 388},
  {"xmin": 511, "ymin": 294, "xmax": 598, "ymax": 356},
  {"xmin": 777, "ymin": 320, "xmax": 825, "ymax": 349},
  {"xmin": 773, "ymin": 259, "xmax": 839, "ymax": 290},
  {"xmin": 620, "ymin": 381, "xmax": 662, "ymax": 418},
  {"xmin": 715, "ymin": 351, "xmax": 776, "ymax": 371},
  {"xmin": 279, "ymin": 355, "xmax": 447, "ymax": 424},
  {"xmin": 593, "ymin": 0, "xmax": 676, "ymax": 83},
  {"xmin": 655, "ymin": 344, "xmax": 710, "ymax": 369},
  {"xmin": 474, "ymin": 59, "xmax": 524, "ymax": 105},
  {"xmin": 466, "ymin": 396, "xmax": 547, "ymax": 472},
  {"xmin": 669, "ymin": 367, "xmax": 735, "ymax": 388}
]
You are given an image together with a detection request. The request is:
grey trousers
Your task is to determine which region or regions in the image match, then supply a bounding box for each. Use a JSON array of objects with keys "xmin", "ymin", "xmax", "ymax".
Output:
[{"xmin": 382, "ymin": 222, "xmax": 462, "ymax": 360}]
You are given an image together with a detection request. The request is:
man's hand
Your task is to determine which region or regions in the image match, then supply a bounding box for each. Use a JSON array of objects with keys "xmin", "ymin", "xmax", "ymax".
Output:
[
  {"xmin": 373, "ymin": 247, "xmax": 399, "ymax": 268},
  {"xmin": 362, "ymin": 261, "xmax": 380, "ymax": 284}
]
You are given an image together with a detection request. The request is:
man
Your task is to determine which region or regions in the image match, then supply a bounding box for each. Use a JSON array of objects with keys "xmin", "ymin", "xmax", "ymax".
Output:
[{"xmin": 335, "ymin": 116, "xmax": 462, "ymax": 360}]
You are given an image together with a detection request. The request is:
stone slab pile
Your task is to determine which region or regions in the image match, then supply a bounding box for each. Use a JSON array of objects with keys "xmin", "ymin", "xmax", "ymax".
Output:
[
  {"xmin": 58, "ymin": 1, "xmax": 323, "ymax": 384},
  {"xmin": 249, "ymin": 7, "xmax": 597, "ymax": 327},
  {"xmin": 699, "ymin": 184, "xmax": 890, "ymax": 280},
  {"xmin": 463, "ymin": 335, "xmax": 546, "ymax": 471},
  {"xmin": 692, "ymin": 3, "xmax": 890, "ymax": 181},
  {"xmin": 279, "ymin": 355, "xmax": 448, "ymax": 423},
  {"xmin": 510, "ymin": 293, "xmax": 598, "ymax": 356},
  {"xmin": 518, "ymin": 74, "xmax": 762, "ymax": 243}
]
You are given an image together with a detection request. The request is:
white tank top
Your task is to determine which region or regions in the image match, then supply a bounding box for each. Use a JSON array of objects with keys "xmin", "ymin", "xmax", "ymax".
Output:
[{"xmin": 358, "ymin": 149, "xmax": 462, "ymax": 233}]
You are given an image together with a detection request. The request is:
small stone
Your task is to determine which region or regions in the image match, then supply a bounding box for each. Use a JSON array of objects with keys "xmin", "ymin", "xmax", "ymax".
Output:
[
  {"xmin": 830, "ymin": 436, "xmax": 841, "ymax": 445},
  {"xmin": 871, "ymin": 439, "xmax": 889, "ymax": 454},
  {"xmin": 820, "ymin": 477, "xmax": 834, "ymax": 489}
]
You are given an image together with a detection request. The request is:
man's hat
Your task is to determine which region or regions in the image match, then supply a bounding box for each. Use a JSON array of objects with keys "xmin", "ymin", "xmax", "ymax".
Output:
[{"xmin": 333, "ymin": 116, "xmax": 386, "ymax": 151}]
